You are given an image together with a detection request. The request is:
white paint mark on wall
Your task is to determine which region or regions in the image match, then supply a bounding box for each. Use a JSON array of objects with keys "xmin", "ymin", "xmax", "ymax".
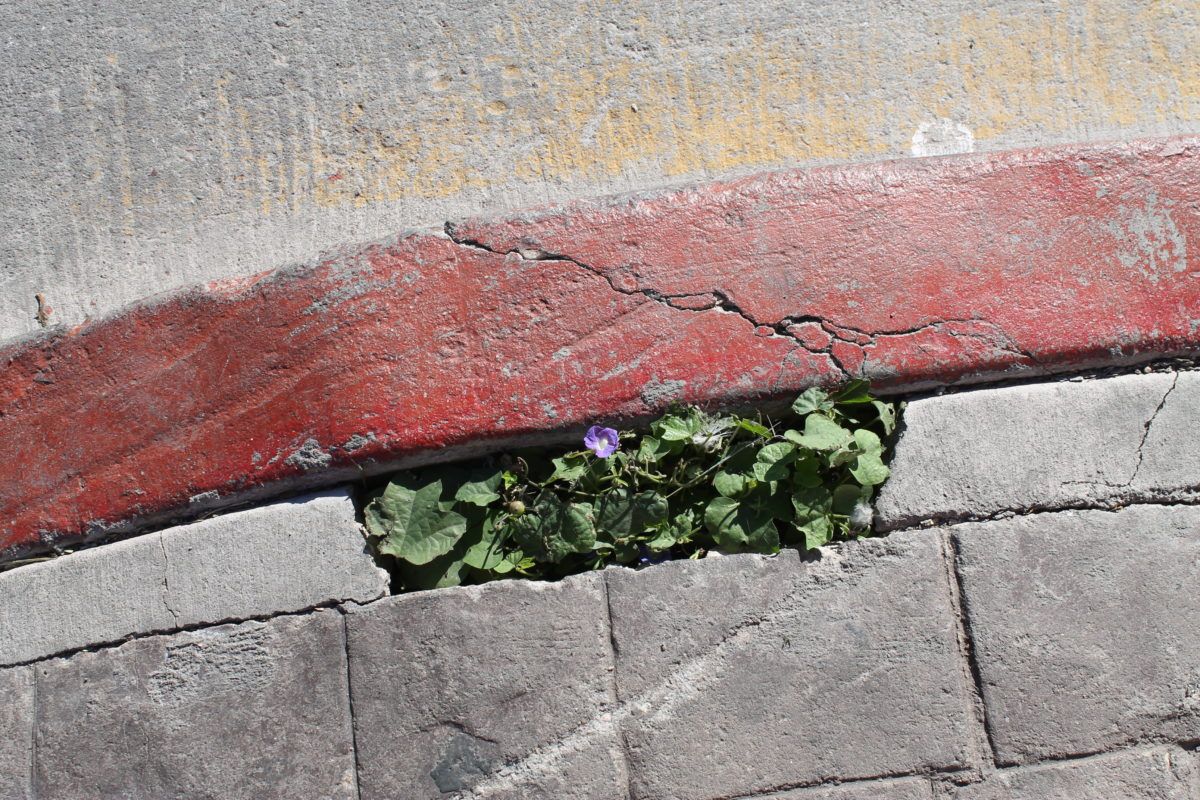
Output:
[{"xmin": 911, "ymin": 118, "xmax": 975, "ymax": 157}]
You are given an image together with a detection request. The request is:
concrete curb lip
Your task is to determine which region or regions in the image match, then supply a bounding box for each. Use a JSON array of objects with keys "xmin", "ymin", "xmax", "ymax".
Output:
[{"xmin": 3, "ymin": 135, "xmax": 1200, "ymax": 561}]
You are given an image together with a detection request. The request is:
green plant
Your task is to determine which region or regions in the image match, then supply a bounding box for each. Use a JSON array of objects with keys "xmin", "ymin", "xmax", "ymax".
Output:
[{"xmin": 364, "ymin": 381, "xmax": 900, "ymax": 591}]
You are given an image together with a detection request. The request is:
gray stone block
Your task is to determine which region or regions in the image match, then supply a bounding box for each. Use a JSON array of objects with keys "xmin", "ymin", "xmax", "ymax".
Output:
[
  {"xmin": 345, "ymin": 572, "xmax": 626, "ymax": 800},
  {"xmin": 767, "ymin": 776, "xmax": 934, "ymax": 799},
  {"xmin": 162, "ymin": 488, "xmax": 388, "ymax": 625},
  {"xmin": 0, "ymin": 532, "xmax": 172, "ymax": 665},
  {"xmin": 1131, "ymin": 372, "xmax": 1200, "ymax": 496},
  {"xmin": 0, "ymin": 666, "xmax": 33, "ymax": 800},
  {"xmin": 33, "ymin": 610, "xmax": 356, "ymax": 800},
  {"xmin": 876, "ymin": 372, "xmax": 1198, "ymax": 530},
  {"xmin": 0, "ymin": 488, "xmax": 386, "ymax": 664},
  {"xmin": 948, "ymin": 747, "xmax": 1198, "ymax": 799},
  {"xmin": 953, "ymin": 505, "xmax": 1200, "ymax": 764},
  {"xmin": 606, "ymin": 533, "xmax": 978, "ymax": 800}
]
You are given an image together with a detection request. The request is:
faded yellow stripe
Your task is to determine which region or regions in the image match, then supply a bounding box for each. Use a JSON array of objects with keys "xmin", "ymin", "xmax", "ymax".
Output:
[{"xmin": 211, "ymin": 0, "xmax": 1200, "ymax": 212}]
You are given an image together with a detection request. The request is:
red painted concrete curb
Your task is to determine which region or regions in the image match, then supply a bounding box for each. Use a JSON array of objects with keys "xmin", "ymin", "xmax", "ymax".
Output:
[{"xmin": 3, "ymin": 136, "xmax": 1200, "ymax": 559}]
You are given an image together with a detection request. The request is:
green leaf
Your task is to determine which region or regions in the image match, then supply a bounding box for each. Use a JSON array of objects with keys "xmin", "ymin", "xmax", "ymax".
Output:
[
  {"xmin": 703, "ymin": 496, "xmax": 779, "ymax": 552},
  {"xmin": 597, "ymin": 489, "xmax": 669, "ymax": 538},
  {"xmin": 789, "ymin": 414, "xmax": 852, "ymax": 451},
  {"xmin": 791, "ymin": 452, "xmax": 823, "ymax": 488},
  {"xmin": 463, "ymin": 516, "xmax": 506, "ymax": 570},
  {"xmin": 753, "ymin": 442, "xmax": 797, "ymax": 482},
  {"xmin": 397, "ymin": 552, "xmax": 469, "ymax": 590},
  {"xmin": 654, "ymin": 412, "xmax": 699, "ymax": 441},
  {"xmin": 490, "ymin": 549, "xmax": 524, "ymax": 574},
  {"xmin": 713, "ymin": 469, "xmax": 751, "ymax": 498},
  {"xmin": 792, "ymin": 485, "xmax": 833, "ymax": 521},
  {"xmin": 644, "ymin": 525, "xmax": 676, "ymax": 551},
  {"xmin": 638, "ymin": 436, "xmax": 663, "ymax": 461},
  {"xmin": 735, "ymin": 418, "xmax": 771, "ymax": 437},
  {"xmin": 665, "ymin": 509, "xmax": 697, "ymax": 544},
  {"xmin": 637, "ymin": 435, "xmax": 684, "ymax": 463},
  {"xmin": 872, "ymin": 400, "xmax": 898, "ymax": 435},
  {"xmin": 850, "ymin": 451, "xmax": 891, "ymax": 486},
  {"xmin": 369, "ymin": 480, "xmax": 468, "ymax": 565},
  {"xmin": 548, "ymin": 453, "xmax": 588, "ymax": 482},
  {"xmin": 799, "ymin": 515, "xmax": 834, "ymax": 548},
  {"xmin": 853, "ymin": 428, "xmax": 883, "ymax": 456},
  {"xmin": 596, "ymin": 488, "xmax": 632, "ymax": 537},
  {"xmin": 704, "ymin": 497, "xmax": 741, "ymax": 547},
  {"xmin": 792, "ymin": 387, "xmax": 833, "ymax": 416},
  {"xmin": 556, "ymin": 502, "xmax": 598, "ymax": 554},
  {"xmin": 507, "ymin": 513, "xmax": 570, "ymax": 563},
  {"xmin": 454, "ymin": 470, "xmax": 503, "ymax": 507},
  {"xmin": 832, "ymin": 483, "xmax": 865, "ymax": 516},
  {"xmin": 632, "ymin": 491, "xmax": 669, "ymax": 530},
  {"xmin": 830, "ymin": 379, "xmax": 873, "ymax": 404}
]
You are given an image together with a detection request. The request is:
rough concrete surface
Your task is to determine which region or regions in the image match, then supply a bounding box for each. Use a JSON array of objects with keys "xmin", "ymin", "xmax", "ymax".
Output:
[
  {"xmin": 8, "ymin": 137, "xmax": 1200, "ymax": 561},
  {"xmin": 33, "ymin": 611, "xmax": 357, "ymax": 800},
  {"xmin": 0, "ymin": 666, "xmax": 33, "ymax": 800},
  {"xmin": 948, "ymin": 747, "xmax": 1199, "ymax": 799},
  {"xmin": 877, "ymin": 372, "xmax": 1199, "ymax": 529},
  {"xmin": 4, "ymin": 0, "xmax": 1198, "ymax": 343},
  {"xmin": 766, "ymin": 776, "xmax": 935, "ymax": 799},
  {"xmin": 953, "ymin": 505, "xmax": 1200, "ymax": 764},
  {"xmin": 0, "ymin": 488, "xmax": 385, "ymax": 665},
  {"xmin": 605, "ymin": 534, "xmax": 978, "ymax": 800},
  {"xmin": 0, "ymin": 529, "xmax": 173, "ymax": 666},
  {"xmin": 344, "ymin": 572, "xmax": 627, "ymax": 800},
  {"xmin": 161, "ymin": 488, "xmax": 388, "ymax": 625}
]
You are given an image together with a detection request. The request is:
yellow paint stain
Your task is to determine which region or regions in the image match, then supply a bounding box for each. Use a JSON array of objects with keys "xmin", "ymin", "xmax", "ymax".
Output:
[{"xmin": 208, "ymin": 0, "xmax": 1200, "ymax": 216}]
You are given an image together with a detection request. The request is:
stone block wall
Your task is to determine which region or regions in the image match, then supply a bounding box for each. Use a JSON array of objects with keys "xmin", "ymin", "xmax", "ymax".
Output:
[{"xmin": 2, "ymin": 370, "xmax": 1198, "ymax": 798}]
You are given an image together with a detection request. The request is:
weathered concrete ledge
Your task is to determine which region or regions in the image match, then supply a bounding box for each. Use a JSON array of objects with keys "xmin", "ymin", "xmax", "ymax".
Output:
[
  {"xmin": 0, "ymin": 488, "xmax": 386, "ymax": 666},
  {"xmin": 3, "ymin": 136, "xmax": 1200, "ymax": 561},
  {"xmin": 1, "ymin": 503, "xmax": 1198, "ymax": 798},
  {"xmin": 878, "ymin": 370, "xmax": 1200, "ymax": 530}
]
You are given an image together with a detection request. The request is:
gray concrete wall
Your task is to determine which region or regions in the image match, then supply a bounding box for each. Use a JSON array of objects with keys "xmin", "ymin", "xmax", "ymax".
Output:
[
  {"xmin": 1, "ymin": 368, "xmax": 1199, "ymax": 798},
  {"xmin": 3, "ymin": 0, "xmax": 1200, "ymax": 343}
]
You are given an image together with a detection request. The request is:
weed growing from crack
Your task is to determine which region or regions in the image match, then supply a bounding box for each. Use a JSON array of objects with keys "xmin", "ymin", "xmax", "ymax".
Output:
[{"xmin": 364, "ymin": 380, "xmax": 900, "ymax": 591}]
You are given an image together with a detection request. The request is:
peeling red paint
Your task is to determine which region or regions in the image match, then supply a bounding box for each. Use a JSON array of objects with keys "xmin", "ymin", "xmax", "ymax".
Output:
[{"xmin": 2, "ymin": 136, "xmax": 1199, "ymax": 559}]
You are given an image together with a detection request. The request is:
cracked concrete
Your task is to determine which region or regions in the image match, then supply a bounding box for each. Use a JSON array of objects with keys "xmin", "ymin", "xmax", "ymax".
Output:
[
  {"xmin": 0, "ymin": 488, "xmax": 386, "ymax": 666},
  {"xmin": 443, "ymin": 226, "xmax": 1043, "ymax": 390},
  {"xmin": 5, "ymin": 500, "xmax": 1200, "ymax": 797},
  {"xmin": 6, "ymin": 136, "xmax": 1200, "ymax": 560},
  {"xmin": 876, "ymin": 371, "xmax": 1200, "ymax": 531}
]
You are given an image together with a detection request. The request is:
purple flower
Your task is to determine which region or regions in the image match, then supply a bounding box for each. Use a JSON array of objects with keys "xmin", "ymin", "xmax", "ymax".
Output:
[{"xmin": 583, "ymin": 425, "xmax": 619, "ymax": 458}]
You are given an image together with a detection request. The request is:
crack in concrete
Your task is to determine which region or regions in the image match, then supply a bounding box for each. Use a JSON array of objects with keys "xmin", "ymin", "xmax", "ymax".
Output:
[
  {"xmin": 416, "ymin": 719, "xmax": 503, "ymax": 747},
  {"xmin": 443, "ymin": 226, "xmax": 1041, "ymax": 384},
  {"xmin": 1058, "ymin": 371, "xmax": 1180, "ymax": 493},
  {"xmin": 442, "ymin": 226, "xmax": 847, "ymax": 379},
  {"xmin": 1127, "ymin": 372, "xmax": 1179, "ymax": 487},
  {"xmin": 157, "ymin": 534, "xmax": 181, "ymax": 626},
  {"xmin": 881, "ymin": 494, "xmax": 1200, "ymax": 533},
  {"xmin": 0, "ymin": 598, "xmax": 368, "ymax": 670}
]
